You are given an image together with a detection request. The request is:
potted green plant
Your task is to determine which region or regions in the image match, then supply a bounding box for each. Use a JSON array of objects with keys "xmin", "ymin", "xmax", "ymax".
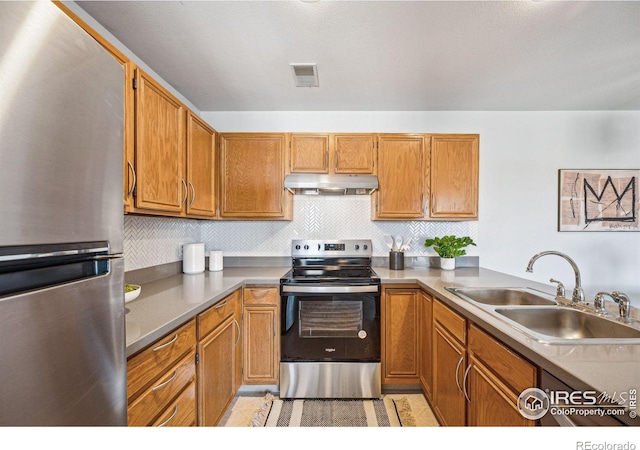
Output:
[{"xmin": 424, "ymin": 235, "xmax": 476, "ymax": 270}]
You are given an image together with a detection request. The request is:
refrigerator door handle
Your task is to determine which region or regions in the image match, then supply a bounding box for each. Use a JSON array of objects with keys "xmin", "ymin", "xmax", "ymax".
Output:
[{"xmin": 93, "ymin": 254, "xmax": 124, "ymax": 261}]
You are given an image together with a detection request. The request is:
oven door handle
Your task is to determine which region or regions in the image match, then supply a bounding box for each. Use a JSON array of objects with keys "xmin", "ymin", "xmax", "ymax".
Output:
[{"xmin": 281, "ymin": 285, "xmax": 379, "ymax": 294}]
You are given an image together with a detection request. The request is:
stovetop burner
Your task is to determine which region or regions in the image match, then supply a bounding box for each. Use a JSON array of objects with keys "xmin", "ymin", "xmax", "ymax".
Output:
[{"xmin": 282, "ymin": 239, "xmax": 379, "ymax": 285}]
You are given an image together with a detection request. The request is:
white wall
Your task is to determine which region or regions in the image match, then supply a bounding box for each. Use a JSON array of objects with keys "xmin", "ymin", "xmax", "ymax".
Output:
[{"xmin": 203, "ymin": 111, "xmax": 640, "ymax": 299}]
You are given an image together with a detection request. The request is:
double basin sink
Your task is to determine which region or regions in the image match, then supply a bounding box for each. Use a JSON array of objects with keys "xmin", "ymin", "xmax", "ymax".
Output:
[{"xmin": 445, "ymin": 287, "xmax": 640, "ymax": 344}]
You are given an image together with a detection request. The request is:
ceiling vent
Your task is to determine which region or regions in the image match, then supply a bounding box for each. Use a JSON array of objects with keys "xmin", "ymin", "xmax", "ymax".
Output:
[{"xmin": 290, "ymin": 63, "xmax": 318, "ymax": 87}]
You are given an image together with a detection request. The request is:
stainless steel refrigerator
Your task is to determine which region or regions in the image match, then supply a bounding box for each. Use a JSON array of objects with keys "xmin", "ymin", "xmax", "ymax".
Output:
[{"xmin": 0, "ymin": 2, "xmax": 127, "ymax": 425}]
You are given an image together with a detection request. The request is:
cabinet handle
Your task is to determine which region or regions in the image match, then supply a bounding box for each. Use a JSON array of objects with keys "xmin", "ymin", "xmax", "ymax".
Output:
[
  {"xmin": 188, "ymin": 181, "xmax": 196, "ymax": 208},
  {"xmin": 153, "ymin": 333, "xmax": 178, "ymax": 352},
  {"xmin": 273, "ymin": 314, "xmax": 277, "ymax": 338},
  {"xmin": 156, "ymin": 405, "xmax": 178, "ymax": 427},
  {"xmin": 462, "ymin": 364, "xmax": 472, "ymax": 402},
  {"xmin": 455, "ymin": 356, "xmax": 464, "ymax": 393},
  {"xmin": 180, "ymin": 179, "xmax": 188, "ymax": 206},
  {"xmin": 127, "ymin": 161, "xmax": 136, "ymax": 198},
  {"xmin": 234, "ymin": 318, "xmax": 241, "ymax": 346},
  {"xmin": 152, "ymin": 370, "xmax": 177, "ymax": 392},
  {"xmin": 213, "ymin": 299, "xmax": 228, "ymax": 309}
]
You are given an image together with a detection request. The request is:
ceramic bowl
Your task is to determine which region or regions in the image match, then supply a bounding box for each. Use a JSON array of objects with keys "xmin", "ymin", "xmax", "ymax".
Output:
[{"xmin": 125, "ymin": 285, "xmax": 141, "ymax": 303}]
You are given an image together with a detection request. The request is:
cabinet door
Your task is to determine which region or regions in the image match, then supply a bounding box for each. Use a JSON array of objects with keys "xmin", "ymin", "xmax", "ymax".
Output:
[
  {"xmin": 243, "ymin": 306, "xmax": 279, "ymax": 384},
  {"xmin": 374, "ymin": 134, "xmax": 426, "ymax": 219},
  {"xmin": 332, "ymin": 134, "xmax": 375, "ymax": 174},
  {"xmin": 419, "ymin": 291, "xmax": 433, "ymax": 401},
  {"xmin": 198, "ymin": 317, "xmax": 236, "ymax": 426},
  {"xmin": 186, "ymin": 112, "xmax": 216, "ymax": 218},
  {"xmin": 290, "ymin": 134, "xmax": 329, "ymax": 173},
  {"xmin": 383, "ymin": 288, "xmax": 419, "ymax": 384},
  {"xmin": 429, "ymin": 134, "xmax": 479, "ymax": 219},
  {"xmin": 466, "ymin": 358, "xmax": 534, "ymax": 426},
  {"xmin": 219, "ymin": 133, "xmax": 290, "ymax": 219},
  {"xmin": 432, "ymin": 324, "xmax": 466, "ymax": 426},
  {"xmin": 134, "ymin": 68, "xmax": 185, "ymax": 213}
]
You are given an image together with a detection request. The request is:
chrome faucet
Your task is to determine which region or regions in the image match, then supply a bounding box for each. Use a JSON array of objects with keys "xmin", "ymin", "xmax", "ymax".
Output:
[
  {"xmin": 611, "ymin": 291, "xmax": 632, "ymax": 322},
  {"xmin": 526, "ymin": 251, "xmax": 585, "ymax": 304}
]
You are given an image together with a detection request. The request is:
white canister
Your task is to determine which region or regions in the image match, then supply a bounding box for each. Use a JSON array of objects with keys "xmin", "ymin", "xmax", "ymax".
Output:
[
  {"xmin": 183, "ymin": 243, "xmax": 205, "ymax": 274},
  {"xmin": 209, "ymin": 250, "xmax": 223, "ymax": 272}
]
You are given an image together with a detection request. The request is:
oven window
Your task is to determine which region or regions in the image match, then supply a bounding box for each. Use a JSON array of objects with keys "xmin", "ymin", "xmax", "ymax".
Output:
[{"xmin": 299, "ymin": 300, "xmax": 363, "ymax": 338}]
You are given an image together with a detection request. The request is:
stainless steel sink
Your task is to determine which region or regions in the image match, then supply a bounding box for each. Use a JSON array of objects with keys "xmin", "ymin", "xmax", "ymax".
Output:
[
  {"xmin": 495, "ymin": 307, "xmax": 640, "ymax": 342},
  {"xmin": 446, "ymin": 287, "xmax": 558, "ymax": 306}
]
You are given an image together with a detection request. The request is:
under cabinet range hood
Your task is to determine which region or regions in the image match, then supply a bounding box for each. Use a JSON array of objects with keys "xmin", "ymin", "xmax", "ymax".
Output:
[{"xmin": 284, "ymin": 174, "xmax": 378, "ymax": 195}]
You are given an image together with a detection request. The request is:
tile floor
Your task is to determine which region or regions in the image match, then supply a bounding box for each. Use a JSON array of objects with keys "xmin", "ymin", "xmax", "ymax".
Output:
[{"xmin": 219, "ymin": 392, "xmax": 440, "ymax": 427}]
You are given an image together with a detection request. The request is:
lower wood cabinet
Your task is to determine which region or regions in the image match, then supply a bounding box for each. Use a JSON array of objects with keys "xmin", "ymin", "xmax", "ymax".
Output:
[
  {"xmin": 432, "ymin": 299, "xmax": 467, "ymax": 426},
  {"xmin": 126, "ymin": 319, "xmax": 197, "ymax": 426},
  {"xmin": 197, "ymin": 289, "xmax": 241, "ymax": 426},
  {"xmin": 418, "ymin": 291, "xmax": 434, "ymax": 401},
  {"xmin": 430, "ymin": 297, "xmax": 538, "ymax": 427},
  {"xmin": 466, "ymin": 323, "xmax": 537, "ymax": 426},
  {"xmin": 242, "ymin": 286, "xmax": 280, "ymax": 384},
  {"xmin": 382, "ymin": 286, "xmax": 420, "ymax": 384}
]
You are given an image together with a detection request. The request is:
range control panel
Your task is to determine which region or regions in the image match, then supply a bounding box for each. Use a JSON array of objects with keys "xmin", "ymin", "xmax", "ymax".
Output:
[{"xmin": 291, "ymin": 240, "xmax": 373, "ymax": 258}]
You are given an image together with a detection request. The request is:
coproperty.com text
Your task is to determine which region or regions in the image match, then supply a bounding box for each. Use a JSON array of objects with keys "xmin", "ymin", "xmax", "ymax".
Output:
[{"xmin": 576, "ymin": 442, "xmax": 636, "ymax": 450}]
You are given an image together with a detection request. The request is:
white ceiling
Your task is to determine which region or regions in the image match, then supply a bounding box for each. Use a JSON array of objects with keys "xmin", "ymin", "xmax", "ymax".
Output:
[{"xmin": 77, "ymin": 0, "xmax": 640, "ymax": 112}]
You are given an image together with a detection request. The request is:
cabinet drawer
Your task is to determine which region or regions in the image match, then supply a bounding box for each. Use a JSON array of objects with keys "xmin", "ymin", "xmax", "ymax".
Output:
[
  {"xmin": 128, "ymin": 351, "xmax": 196, "ymax": 426},
  {"xmin": 152, "ymin": 380, "xmax": 197, "ymax": 427},
  {"xmin": 127, "ymin": 319, "xmax": 196, "ymax": 402},
  {"xmin": 433, "ymin": 299, "xmax": 466, "ymax": 343},
  {"xmin": 468, "ymin": 324, "xmax": 536, "ymax": 394},
  {"xmin": 244, "ymin": 286, "xmax": 278, "ymax": 306},
  {"xmin": 198, "ymin": 289, "xmax": 240, "ymax": 339}
]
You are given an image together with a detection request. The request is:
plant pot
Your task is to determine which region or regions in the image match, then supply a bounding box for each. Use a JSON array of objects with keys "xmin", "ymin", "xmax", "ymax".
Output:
[{"xmin": 440, "ymin": 257, "xmax": 455, "ymax": 271}]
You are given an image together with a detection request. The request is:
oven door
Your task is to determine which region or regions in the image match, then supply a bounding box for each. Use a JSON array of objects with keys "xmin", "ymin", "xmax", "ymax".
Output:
[{"xmin": 280, "ymin": 284, "xmax": 380, "ymax": 362}]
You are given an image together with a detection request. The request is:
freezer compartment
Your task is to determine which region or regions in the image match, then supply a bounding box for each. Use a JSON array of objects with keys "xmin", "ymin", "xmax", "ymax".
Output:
[{"xmin": 0, "ymin": 249, "xmax": 126, "ymax": 426}]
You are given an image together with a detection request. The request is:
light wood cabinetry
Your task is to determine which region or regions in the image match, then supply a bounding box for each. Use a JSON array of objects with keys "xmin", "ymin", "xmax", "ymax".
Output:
[
  {"xmin": 133, "ymin": 68, "xmax": 186, "ymax": 214},
  {"xmin": 432, "ymin": 299, "xmax": 467, "ymax": 426},
  {"xmin": 197, "ymin": 289, "xmax": 241, "ymax": 426},
  {"xmin": 288, "ymin": 133, "xmax": 376, "ymax": 174},
  {"xmin": 219, "ymin": 134, "xmax": 291, "ymax": 220},
  {"xmin": 373, "ymin": 134, "xmax": 427, "ymax": 219},
  {"xmin": 333, "ymin": 134, "xmax": 376, "ymax": 174},
  {"xmin": 185, "ymin": 112, "xmax": 216, "ymax": 218},
  {"xmin": 289, "ymin": 134, "xmax": 330, "ymax": 173},
  {"xmin": 242, "ymin": 286, "xmax": 280, "ymax": 384},
  {"xmin": 466, "ymin": 324, "xmax": 537, "ymax": 426},
  {"xmin": 419, "ymin": 291, "xmax": 434, "ymax": 401},
  {"xmin": 126, "ymin": 320, "xmax": 197, "ymax": 426},
  {"xmin": 430, "ymin": 297, "xmax": 538, "ymax": 427},
  {"xmin": 382, "ymin": 286, "xmax": 420, "ymax": 384},
  {"xmin": 429, "ymin": 134, "xmax": 479, "ymax": 219}
]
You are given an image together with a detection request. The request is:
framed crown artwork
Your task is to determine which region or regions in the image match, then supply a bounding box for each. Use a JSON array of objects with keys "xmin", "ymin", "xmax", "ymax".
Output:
[{"xmin": 558, "ymin": 169, "xmax": 639, "ymax": 232}]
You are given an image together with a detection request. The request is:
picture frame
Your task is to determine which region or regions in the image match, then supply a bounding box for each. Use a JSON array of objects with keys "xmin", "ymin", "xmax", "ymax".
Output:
[{"xmin": 558, "ymin": 169, "xmax": 639, "ymax": 232}]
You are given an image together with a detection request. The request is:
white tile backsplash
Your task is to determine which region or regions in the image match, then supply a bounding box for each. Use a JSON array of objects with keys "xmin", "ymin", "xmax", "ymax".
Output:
[{"xmin": 124, "ymin": 196, "xmax": 478, "ymax": 271}]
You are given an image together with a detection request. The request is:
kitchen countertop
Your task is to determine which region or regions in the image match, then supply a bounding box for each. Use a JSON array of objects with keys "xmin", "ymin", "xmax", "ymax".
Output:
[{"xmin": 125, "ymin": 265, "xmax": 640, "ymax": 423}]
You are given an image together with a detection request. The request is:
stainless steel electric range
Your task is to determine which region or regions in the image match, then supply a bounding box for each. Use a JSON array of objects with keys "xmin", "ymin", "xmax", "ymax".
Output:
[{"xmin": 279, "ymin": 239, "xmax": 381, "ymax": 399}]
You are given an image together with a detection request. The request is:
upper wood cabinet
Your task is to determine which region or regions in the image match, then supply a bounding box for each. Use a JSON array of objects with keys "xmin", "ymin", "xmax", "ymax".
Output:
[
  {"xmin": 219, "ymin": 133, "xmax": 292, "ymax": 220},
  {"xmin": 289, "ymin": 133, "xmax": 376, "ymax": 175},
  {"xmin": 429, "ymin": 134, "xmax": 479, "ymax": 219},
  {"xmin": 373, "ymin": 134, "xmax": 427, "ymax": 219},
  {"xmin": 133, "ymin": 68, "xmax": 186, "ymax": 214},
  {"xmin": 333, "ymin": 134, "xmax": 376, "ymax": 174},
  {"xmin": 186, "ymin": 112, "xmax": 216, "ymax": 218},
  {"xmin": 289, "ymin": 134, "xmax": 329, "ymax": 173}
]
